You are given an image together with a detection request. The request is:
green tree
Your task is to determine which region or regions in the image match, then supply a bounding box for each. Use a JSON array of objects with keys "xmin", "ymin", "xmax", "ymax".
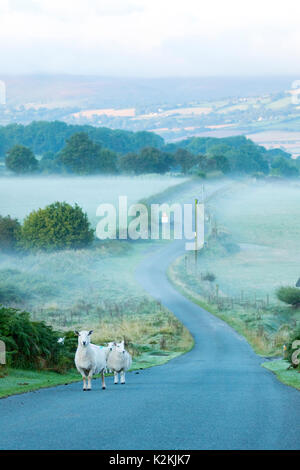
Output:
[
  {"xmin": 226, "ymin": 144, "xmax": 269, "ymax": 174},
  {"xmin": 174, "ymin": 148, "xmax": 198, "ymax": 173},
  {"xmin": 58, "ymin": 132, "xmax": 117, "ymax": 174},
  {"xmin": 271, "ymin": 157, "xmax": 299, "ymax": 178},
  {"xmin": 0, "ymin": 215, "xmax": 21, "ymax": 252},
  {"xmin": 276, "ymin": 286, "xmax": 300, "ymax": 306},
  {"xmin": 5, "ymin": 145, "xmax": 39, "ymax": 174},
  {"xmin": 120, "ymin": 147, "xmax": 174, "ymax": 174},
  {"xmin": 19, "ymin": 202, "xmax": 94, "ymax": 251}
]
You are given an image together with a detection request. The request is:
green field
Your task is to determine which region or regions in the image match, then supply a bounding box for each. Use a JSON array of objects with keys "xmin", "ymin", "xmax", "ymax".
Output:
[{"xmin": 206, "ymin": 181, "xmax": 300, "ymax": 301}]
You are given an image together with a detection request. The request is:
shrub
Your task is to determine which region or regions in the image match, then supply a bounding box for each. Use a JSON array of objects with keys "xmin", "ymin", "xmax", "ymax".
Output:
[
  {"xmin": 0, "ymin": 215, "xmax": 21, "ymax": 252},
  {"xmin": 0, "ymin": 306, "xmax": 77, "ymax": 371},
  {"xmin": 0, "ymin": 284, "xmax": 24, "ymax": 304},
  {"xmin": 19, "ymin": 202, "xmax": 94, "ymax": 251},
  {"xmin": 276, "ymin": 286, "xmax": 300, "ymax": 306},
  {"xmin": 0, "ymin": 306, "xmax": 59, "ymax": 369},
  {"xmin": 5, "ymin": 145, "xmax": 39, "ymax": 174},
  {"xmin": 202, "ymin": 272, "xmax": 216, "ymax": 282}
]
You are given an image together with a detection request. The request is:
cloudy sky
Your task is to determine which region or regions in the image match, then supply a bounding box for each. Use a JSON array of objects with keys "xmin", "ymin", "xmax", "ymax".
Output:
[{"xmin": 0, "ymin": 0, "xmax": 300, "ymax": 76}]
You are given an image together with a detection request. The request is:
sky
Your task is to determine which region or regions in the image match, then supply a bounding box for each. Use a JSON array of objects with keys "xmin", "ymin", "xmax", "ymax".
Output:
[{"xmin": 0, "ymin": 0, "xmax": 300, "ymax": 76}]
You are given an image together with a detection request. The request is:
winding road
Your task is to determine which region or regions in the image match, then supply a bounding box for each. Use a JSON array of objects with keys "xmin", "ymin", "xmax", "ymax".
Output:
[{"xmin": 0, "ymin": 182, "xmax": 299, "ymax": 450}]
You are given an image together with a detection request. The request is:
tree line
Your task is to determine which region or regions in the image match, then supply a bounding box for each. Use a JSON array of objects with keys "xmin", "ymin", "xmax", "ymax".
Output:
[
  {"xmin": 1, "ymin": 121, "xmax": 299, "ymax": 178},
  {"xmin": 0, "ymin": 121, "xmax": 164, "ymax": 158}
]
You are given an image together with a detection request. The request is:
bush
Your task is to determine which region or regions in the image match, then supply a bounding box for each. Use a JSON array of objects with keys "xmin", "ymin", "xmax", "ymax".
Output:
[
  {"xmin": 0, "ymin": 306, "xmax": 58, "ymax": 369},
  {"xmin": 0, "ymin": 215, "xmax": 21, "ymax": 252},
  {"xmin": 0, "ymin": 284, "xmax": 24, "ymax": 304},
  {"xmin": 202, "ymin": 272, "xmax": 216, "ymax": 282},
  {"xmin": 19, "ymin": 202, "xmax": 94, "ymax": 251},
  {"xmin": 5, "ymin": 145, "xmax": 39, "ymax": 174},
  {"xmin": 276, "ymin": 286, "xmax": 300, "ymax": 306},
  {"xmin": 0, "ymin": 306, "xmax": 77, "ymax": 371}
]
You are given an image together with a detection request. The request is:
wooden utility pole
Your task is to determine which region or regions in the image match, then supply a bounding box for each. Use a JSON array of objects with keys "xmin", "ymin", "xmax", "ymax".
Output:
[{"xmin": 195, "ymin": 198, "xmax": 198, "ymax": 266}]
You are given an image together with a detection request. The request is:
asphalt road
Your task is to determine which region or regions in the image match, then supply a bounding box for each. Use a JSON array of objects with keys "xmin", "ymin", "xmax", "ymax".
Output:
[{"xmin": 0, "ymin": 235, "xmax": 299, "ymax": 450}]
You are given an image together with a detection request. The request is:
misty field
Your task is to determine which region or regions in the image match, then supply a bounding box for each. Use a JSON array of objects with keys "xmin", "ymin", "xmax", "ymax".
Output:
[
  {"xmin": 0, "ymin": 174, "xmax": 188, "ymax": 315},
  {"xmin": 0, "ymin": 175, "xmax": 186, "ymax": 226},
  {"xmin": 208, "ymin": 181, "xmax": 300, "ymax": 301}
]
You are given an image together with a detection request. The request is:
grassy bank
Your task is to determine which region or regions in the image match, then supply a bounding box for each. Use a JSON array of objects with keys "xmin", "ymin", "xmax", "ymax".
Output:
[
  {"xmin": 0, "ymin": 351, "xmax": 186, "ymax": 399},
  {"xmin": 0, "ymin": 346, "xmax": 192, "ymax": 400},
  {"xmin": 262, "ymin": 360, "xmax": 300, "ymax": 390}
]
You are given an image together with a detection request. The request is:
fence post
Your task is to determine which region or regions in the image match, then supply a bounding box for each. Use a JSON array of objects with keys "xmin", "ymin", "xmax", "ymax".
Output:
[{"xmin": 0, "ymin": 340, "xmax": 6, "ymax": 365}]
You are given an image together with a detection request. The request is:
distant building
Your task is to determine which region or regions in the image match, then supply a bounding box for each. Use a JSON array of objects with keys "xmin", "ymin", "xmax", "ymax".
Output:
[{"xmin": 296, "ymin": 278, "xmax": 300, "ymax": 287}]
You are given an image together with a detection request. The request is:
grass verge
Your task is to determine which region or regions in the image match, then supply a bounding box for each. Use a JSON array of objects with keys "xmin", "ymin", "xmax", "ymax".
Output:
[
  {"xmin": 0, "ymin": 350, "xmax": 187, "ymax": 399},
  {"xmin": 262, "ymin": 360, "xmax": 300, "ymax": 390}
]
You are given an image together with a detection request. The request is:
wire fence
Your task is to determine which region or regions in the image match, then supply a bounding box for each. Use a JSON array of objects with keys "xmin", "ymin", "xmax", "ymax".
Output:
[
  {"xmin": 183, "ymin": 255, "xmax": 271, "ymax": 312},
  {"xmin": 30, "ymin": 296, "xmax": 164, "ymax": 327}
]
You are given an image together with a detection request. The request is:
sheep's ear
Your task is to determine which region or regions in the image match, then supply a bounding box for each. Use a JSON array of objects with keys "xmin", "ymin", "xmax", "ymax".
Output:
[
  {"xmin": 88, "ymin": 330, "xmax": 93, "ymax": 336},
  {"xmin": 74, "ymin": 330, "xmax": 80, "ymax": 336}
]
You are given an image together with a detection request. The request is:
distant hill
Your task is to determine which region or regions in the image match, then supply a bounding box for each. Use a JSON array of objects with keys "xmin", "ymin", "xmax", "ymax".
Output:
[{"xmin": 0, "ymin": 75, "xmax": 294, "ymax": 108}]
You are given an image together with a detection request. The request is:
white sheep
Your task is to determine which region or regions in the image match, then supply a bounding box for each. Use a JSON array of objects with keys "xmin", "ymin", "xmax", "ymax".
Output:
[
  {"xmin": 74, "ymin": 330, "xmax": 108, "ymax": 391},
  {"xmin": 106, "ymin": 340, "xmax": 132, "ymax": 385}
]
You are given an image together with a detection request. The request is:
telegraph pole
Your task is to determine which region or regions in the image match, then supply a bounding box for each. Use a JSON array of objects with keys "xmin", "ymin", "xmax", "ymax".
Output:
[{"xmin": 195, "ymin": 198, "xmax": 198, "ymax": 266}]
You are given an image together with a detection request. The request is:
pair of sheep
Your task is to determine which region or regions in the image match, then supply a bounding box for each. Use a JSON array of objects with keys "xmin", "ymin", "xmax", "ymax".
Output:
[{"xmin": 74, "ymin": 330, "xmax": 132, "ymax": 391}]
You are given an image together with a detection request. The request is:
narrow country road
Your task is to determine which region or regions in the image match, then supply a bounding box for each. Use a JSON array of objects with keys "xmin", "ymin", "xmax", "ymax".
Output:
[
  {"xmin": 0, "ymin": 237, "xmax": 299, "ymax": 449},
  {"xmin": 0, "ymin": 180, "xmax": 299, "ymax": 450}
]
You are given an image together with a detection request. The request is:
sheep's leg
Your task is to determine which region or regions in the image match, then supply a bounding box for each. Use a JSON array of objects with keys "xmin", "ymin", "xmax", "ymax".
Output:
[
  {"xmin": 87, "ymin": 372, "xmax": 93, "ymax": 391},
  {"xmin": 101, "ymin": 370, "xmax": 106, "ymax": 390},
  {"xmin": 114, "ymin": 371, "xmax": 119, "ymax": 384},
  {"xmin": 82, "ymin": 375, "xmax": 87, "ymax": 391},
  {"xmin": 120, "ymin": 370, "xmax": 125, "ymax": 384}
]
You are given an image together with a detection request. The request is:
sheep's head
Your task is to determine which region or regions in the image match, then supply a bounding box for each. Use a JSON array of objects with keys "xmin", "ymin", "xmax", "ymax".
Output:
[
  {"xmin": 109, "ymin": 340, "xmax": 125, "ymax": 354},
  {"xmin": 75, "ymin": 330, "xmax": 93, "ymax": 347}
]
